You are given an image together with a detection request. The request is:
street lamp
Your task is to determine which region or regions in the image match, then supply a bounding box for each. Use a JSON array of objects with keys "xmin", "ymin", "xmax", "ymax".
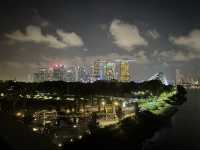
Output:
[
  {"xmin": 122, "ymin": 102, "xmax": 126, "ymax": 108},
  {"xmin": 113, "ymin": 101, "xmax": 119, "ymax": 119},
  {"xmin": 101, "ymin": 101, "xmax": 107, "ymax": 120},
  {"xmin": 114, "ymin": 101, "xmax": 119, "ymax": 106},
  {"xmin": 101, "ymin": 101, "xmax": 106, "ymax": 106}
]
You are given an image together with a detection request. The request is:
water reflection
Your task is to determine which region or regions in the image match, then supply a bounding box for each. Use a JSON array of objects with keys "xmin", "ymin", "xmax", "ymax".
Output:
[{"xmin": 143, "ymin": 90, "xmax": 200, "ymax": 150}]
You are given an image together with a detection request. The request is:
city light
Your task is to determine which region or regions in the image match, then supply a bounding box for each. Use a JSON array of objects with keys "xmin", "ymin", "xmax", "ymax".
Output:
[
  {"xmin": 32, "ymin": 58, "xmax": 132, "ymax": 83},
  {"xmin": 101, "ymin": 101, "xmax": 106, "ymax": 106},
  {"xmin": 0, "ymin": 1, "xmax": 195, "ymax": 149},
  {"xmin": 56, "ymin": 97, "xmax": 60, "ymax": 100},
  {"xmin": 70, "ymin": 138, "xmax": 74, "ymax": 142},
  {"xmin": 66, "ymin": 109, "xmax": 70, "ymax": 113},
  {"xmin": 78, "ymin": 135, "xmax": 82, "ymax": 139},
  {"xmin": 122, "ymin": 102, "xmax": 126, "ymax": 108},
  {"xmin": 114, "ymin": 101, "xmax": 119, "ymax": 106},
  {"xmin": 16, "ymin": 112, "xmax": 22, "ymax": 117},
  {"xmin": 32, "ymin": 127, "xmax": 39, "ymax": 132}
]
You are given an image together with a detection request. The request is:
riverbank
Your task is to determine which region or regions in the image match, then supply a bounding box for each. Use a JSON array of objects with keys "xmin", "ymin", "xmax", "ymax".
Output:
[
  {"xmin": 143, "ymin": 89, "xmax": 200, "ymax": 150},
  {"xmin": 63, "ymin": 85, "xmax": 187, "ymax": 149}
]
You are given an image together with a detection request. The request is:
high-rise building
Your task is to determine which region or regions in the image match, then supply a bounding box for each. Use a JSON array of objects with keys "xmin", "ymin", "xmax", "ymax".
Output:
[
  {"xmin": 65, "ymin": 67, "xmax": 75, "ymax": 82},
  {"xmin": 104, "ymin": 62, "xmax": 116, "ymax": 80},
  {"xmin": 78, "ymin": 66, "xmax": 90, "ymax": 82},
  {"xmin": 87, "ymin": 65, "xmax": 94, "ymax": 82},
  {"xmin": 33, "ymin": 67, "xmax": 49, "ymax": 82},
  {"xmin": 120, "ymin": 61, "xmax": 130, "ymax": 82},
  {"xmin": 74, "ymin": 65, "xmax": 79, "ymax": 82},
  {"xmin": 52, "ymin": 64, "xmax": 66, "ymax": 81},
  {"xmin": 32, "ymin": 59, "xmax": 133, "ymax": 83},
  {"xmin": 74, "ymin": 65, "xmax": 86, "ymax": 82},
  {"xmin": 94, "ymin": 60, "xmax": 106, "ymax": 80}
]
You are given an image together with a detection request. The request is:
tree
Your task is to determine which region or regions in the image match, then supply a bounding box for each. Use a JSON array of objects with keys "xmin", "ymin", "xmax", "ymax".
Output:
[
  {"xmin": 116, "ymin": 106, "xmax": 123, "ymax": 120},
  {"xmin": 88, "ymin": 112, "xmax": 99, "ymax": 133}
]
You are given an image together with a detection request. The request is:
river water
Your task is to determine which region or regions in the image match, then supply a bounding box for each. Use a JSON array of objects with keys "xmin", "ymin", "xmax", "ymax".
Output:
[{"xmin": 144, "ymin": 89, "xmax": 200, "ymax": 150}]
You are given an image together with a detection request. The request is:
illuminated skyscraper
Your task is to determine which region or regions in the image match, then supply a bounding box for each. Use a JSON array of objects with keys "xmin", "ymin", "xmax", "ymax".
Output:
[
  {"xmin": 84, "ymin": 65, "xmax": 94, "ymax": 82},
  {"xmin": 52, "ymin": 64, "xmax": 66, "ymax": 81},
  {"xmin": 65, "ymin": 67, "xmax": 75, "ymax": 82},
  {"xmin": 74, "ymin": 65, "xmax": 79, "ymax": 81},
  {"xmin": 120, "ymin": 61, "xmax": 130, "ymax": 82},
  {"xmin": 74, "ymin": 65, "xmax": 89, "ymax": 82},
  {"xmin": 94, "ymin": 60, "xmax": 106, "ymax": 80},
  {"xmin": 33, "ymin": 67, "xmax": 49, "ymax": 82},
  {"xmin": 104, "ymin": 62, "xmax": 116, "ymax": 80}
]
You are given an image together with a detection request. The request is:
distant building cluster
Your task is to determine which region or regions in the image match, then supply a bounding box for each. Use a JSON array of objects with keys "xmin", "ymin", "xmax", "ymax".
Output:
[
  {"xmin": 176, "ymin": 69, "xmax": 200, "ymax": 85},
  {"xmin": 32, "ymin": 59, "xmax": 134, "ymax": 83}
]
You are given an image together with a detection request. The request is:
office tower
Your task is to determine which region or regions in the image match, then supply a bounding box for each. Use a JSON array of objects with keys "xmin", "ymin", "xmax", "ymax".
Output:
[
  {"xmin": 120, "ymin": 61, "xmax": 130, "ymax": 82},
  {"xmin": 104, "ymin": 62, "xmax": 116, "ymax": 80},
  {"xmin": 74, "ymin": 65, "xmax": 86, "ymax": 82},
  {"xmin": 52, "ymin": 64, "xmax": 66, "ymax": 81},
  {"xmin": 94, "ymin": 60, "xmax": 106, "ymax": 80},
  {"xmin": 79, "ymin": 66, "xmax": 89, "ymax": 82},
  {"xmin": 65, "ymin": 67, "xmax": 75, "ymax": 82},
  {"xmin": 33, "ymin": 67, "xmax": 49, "ymax": 82}
]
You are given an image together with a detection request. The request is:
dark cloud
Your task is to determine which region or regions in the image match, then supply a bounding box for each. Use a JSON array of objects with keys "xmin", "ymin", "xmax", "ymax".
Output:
[{"xmin": 5, "ymin": 25, "xmax": 84, "ymax": 49}]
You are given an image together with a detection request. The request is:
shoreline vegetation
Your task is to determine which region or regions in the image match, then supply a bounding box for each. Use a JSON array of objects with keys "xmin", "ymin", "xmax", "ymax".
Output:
[
  {"xmin": 0, "ymin": 80, "xmax": 187, "ymax": 150},
  {"xmin": 63, "ymin": 84, "xmax": 187, "ymax": 149}
]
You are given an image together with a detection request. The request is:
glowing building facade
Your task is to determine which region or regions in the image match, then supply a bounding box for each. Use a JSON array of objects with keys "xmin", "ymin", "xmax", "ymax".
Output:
[
  {"xmin": 94, "ymin": 60, "xmax": 106, "ymax": 80},
  {"xmin": 32, "ymin": 59, "xmax": 132, "ymax": 82},
  {"xmin": 120, "ymin": 61, "xmax": 130, "ymax": 82},
  {"xmin": 104, "ymin": 63, "xmax": 116, "ymax": 80},
  {"xmin": 53, "ymin": 64, "xmax": 66, "ymax": 81}
]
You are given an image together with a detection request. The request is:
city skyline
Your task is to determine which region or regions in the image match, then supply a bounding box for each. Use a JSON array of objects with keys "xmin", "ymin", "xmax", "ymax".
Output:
[
  {"xmin": 0, "ymin": 0, "xmax": 200, "ymax": 81},
  {"xmin": 32, "ymin": 58, "xmax": 133, "ymax": 83},
  {"xmin": 0, "ymin": 1, "xmax": 199, "ymax": 150}
]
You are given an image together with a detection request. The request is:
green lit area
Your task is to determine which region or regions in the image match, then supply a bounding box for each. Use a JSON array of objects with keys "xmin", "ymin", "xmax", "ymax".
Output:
[{"xmin": 138, "ymin": 87, "xmax": 177, "ymax": 115}]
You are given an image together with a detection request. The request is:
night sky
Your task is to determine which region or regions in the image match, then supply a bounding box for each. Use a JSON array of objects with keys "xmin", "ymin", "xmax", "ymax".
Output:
[{"xmin": 0, "ymin": 0, "xmax": 200, "ymax": 81}]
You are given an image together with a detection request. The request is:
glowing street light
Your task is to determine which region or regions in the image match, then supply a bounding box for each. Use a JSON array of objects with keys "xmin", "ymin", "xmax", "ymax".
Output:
[
  {"xmin": 16, "ymin": 112, "xmax": 22, "ymax": 117},
  {"xmin": 56, "ymin": 97, "xmax": 60, "ymax": 100},
  {"xmin": 66, "ymin": 109, "xmax": 70, "ymax": 113},
  {"xmin": 16, "ymin": 112, "xmax": 21, "ymax": 116},
  {"xmin": 122, "ymin": 102, "xmax": 126, "ymax": 108},
  {"xmin": 114, "ymin": 101, "xmax": 119, "ymax": 106},
  {"xmin": 113, "ymin": 101, "xmax": 119, "ymax": 118},
  {"xmin": 78, "ymin": 135, "xmax": 82, "ymax": 139},
  {"xmin": 101, "ymin": 101, "xmax": 106, "ymax": 106},
  {"xmin": 101, "ymin": 101, "xmax": 107, "ymax": 119},
  {"xmin": 0, "ymin": 93, "xmax": 4, "ymax": 97},
  {"xmin": 70, "ymin": 138, "xmax": 73, "ymax": 142},
  {"xmin": 32, "ymin": 127, "xmax": 39, "ymax": 132}
]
